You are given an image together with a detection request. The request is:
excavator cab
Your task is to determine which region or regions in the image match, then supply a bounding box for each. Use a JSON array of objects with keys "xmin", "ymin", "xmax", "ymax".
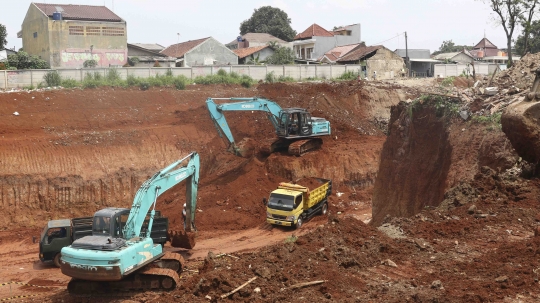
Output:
[
  {"xmin": 279, "ymin": 109, "xmax": 313, "ymax": 138},
  {"xmin": 91, "ymin": 208, "xmax": 130, "ymax": 238}
]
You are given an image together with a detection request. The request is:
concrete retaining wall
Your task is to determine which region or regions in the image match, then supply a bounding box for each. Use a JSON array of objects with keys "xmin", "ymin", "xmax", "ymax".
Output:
[{"xmin": 0, "ymin": 64, "xmax": 362, "ymax": 89}]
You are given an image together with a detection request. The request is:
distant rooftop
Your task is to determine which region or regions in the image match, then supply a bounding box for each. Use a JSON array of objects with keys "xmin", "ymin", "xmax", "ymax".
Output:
[
  {"xmin": 227, "ymin": 33, "xmax": 286, "ymax": 46},
  {"xmin": 294, "ymin": 23, "xmax": 334, "ymax": 40},
  {"xmin": 161, "ymin": 37, "xmax": 210, "ymax": 58},
  {"xmin": 34, "ymin": 3, "xmax": 122, "ymax": 22}
]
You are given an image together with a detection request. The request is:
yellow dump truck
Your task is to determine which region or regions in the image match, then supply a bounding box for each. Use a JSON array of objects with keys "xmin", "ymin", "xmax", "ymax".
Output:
[{"xmin": 266, "ymin": 177, "xmax": 332, "ymax": 228}]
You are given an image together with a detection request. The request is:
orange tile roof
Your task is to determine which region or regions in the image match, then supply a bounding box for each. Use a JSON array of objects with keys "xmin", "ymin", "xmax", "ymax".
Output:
[
  {"xmin": 233, "ymin": 46, "xmax": 268, "ymax": 59},
  {"xmin": 319, "ymin": 43, "xmax": 361, "ymax": 62},
  {"xmin": 294, "ymin": 23, "xmax": 334, "ymax": 40},
  {"xmin": 34, "ymin": 3, "xmax": 122, "ymax": 22},
  {"xmin": 474, "ymin": 37, "xmax": 498, "ymax": 50},
  {"xmin": 160, "ymin": 37, "xmax": 210, "ymax": 58}
]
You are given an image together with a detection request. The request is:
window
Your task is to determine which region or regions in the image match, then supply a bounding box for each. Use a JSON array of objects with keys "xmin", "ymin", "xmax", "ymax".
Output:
[
  {"xmin": 69, "ymin": 26, "xmax": 84, "ymax": 36},
  {"xmin": 102, "ymin": 27, "xmax": 125, "ymax": 36},
  {"xmin": 86, "ymin": 26, "xmax": 101, "ymax": 36},
  {"xmin": 33, "ymin": 32, "xmax": 38, "ymax": 38},
  {"xmin": 306, "ymin": 48, "xmax": 314, "ymax": 59}
]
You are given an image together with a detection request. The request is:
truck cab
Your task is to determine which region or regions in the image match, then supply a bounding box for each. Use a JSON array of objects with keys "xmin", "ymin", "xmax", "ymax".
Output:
[
  {"xmin": 266, "ymin": 189, "xmax": 304, "ymax": 227},
  {"xmin": 266, "ymin": 178, "xmax": 331, "ymax": 228},
  {"xmin": 40, "ymin": 219, "xmax": 72, "ymax": 266}
]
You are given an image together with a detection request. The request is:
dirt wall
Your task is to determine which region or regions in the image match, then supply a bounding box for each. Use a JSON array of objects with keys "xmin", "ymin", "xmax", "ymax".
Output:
[{"xmin": 372, "ymin": 99, "xmax": 517, "ymax": 226}]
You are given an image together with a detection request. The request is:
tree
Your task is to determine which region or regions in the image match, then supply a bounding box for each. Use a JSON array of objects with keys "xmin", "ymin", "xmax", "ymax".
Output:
[
  {"xmin": 6, "ymin": 51, "xmax": 49, "ymax": 69},
  {"xmin": 518, "ymin": 0, "xmax": 538, "ymax": 54},
  {"xmin": 0, "ymin": 23, "xmax": 7, "ymax": 50},
  {"xmin": 265, "ymin": 47, "xmax": 295, "ymax": 65},
  {"xmin": 484, "ymin": 0, "xmax": 525, "ymax": 67},
  {"xmin": 247, "ymin": 53, "xmax": 262, "ymax": 65},
  {"xmin": 431, "ymin": 40, "xmax": 472, "ymax": 56},
  {"xmin": 515, "ymin": 19, "xmax": 540, "ymax": 54},
  {"xmin": 240, "ymin": 6, "xmax": 296, "ymax": 42}
]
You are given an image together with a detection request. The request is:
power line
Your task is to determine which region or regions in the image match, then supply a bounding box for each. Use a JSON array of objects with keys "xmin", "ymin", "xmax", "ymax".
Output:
[{"xmin": 372, "ymin": 32, "xmax": 405, "ymax": 46}]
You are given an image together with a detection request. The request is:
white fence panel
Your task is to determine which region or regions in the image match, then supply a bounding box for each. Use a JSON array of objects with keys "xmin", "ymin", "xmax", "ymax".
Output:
[
  {"xmin": 331, "ymin": 65, "xmax": 347, "ymax": 78},
  {"xmin": 231, "ymin": 66, "xmax": 249, "ymax": 76},
  {"xmin": 316, "ymin": 65, "xmax": 332, "ymax": 79},
  {"xmin": 191, "ymin": 66, "xmax": 212, "ymax": 77},
  {"xmin": 284, "ymin": 66, "xmax": 300, "ymax": 79},
  {"xmin": 267, "ymin": 65, "xmax": 283, "ymax": 77},
  {"xmin": 249, "ymin": 66, "xmax": 267, "ymax": 80},
  {"xmin": 300, "ymin": 65, "xmax": 316, "ymax": 79}
]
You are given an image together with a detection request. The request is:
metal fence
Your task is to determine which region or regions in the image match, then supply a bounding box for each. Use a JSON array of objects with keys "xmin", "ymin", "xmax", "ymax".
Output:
[{"xmin": 0, "ymin": 65, "xmax": 362, "ymax": 89}]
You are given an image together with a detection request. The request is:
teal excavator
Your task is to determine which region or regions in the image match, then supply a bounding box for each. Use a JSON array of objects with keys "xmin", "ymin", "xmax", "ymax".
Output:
[
  {"xmin": 206, "ymin": 97, "xmax": 331, "ymax": 156},
  {"xmin": 60, "ymin": 152, "xmax": 199, "ymax": 293}
]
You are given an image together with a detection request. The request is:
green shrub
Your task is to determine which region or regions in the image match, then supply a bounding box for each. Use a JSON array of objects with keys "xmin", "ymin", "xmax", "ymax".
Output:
[
  {"xmin": 230, "ymin": 72, "xmax": 240, "ymax": 78},
  {"xmin": 165, "ymin": 69, "xmax": 173, "ymax": 77},
  {"xmin": 23, "ymin": 85, "xmax": 35, "ymax": 90},
  {"xmin": 105, "ymin": 68, "xmax": 121, "ymax": 83},
  {"xmin": 83, "ymin": 59, "xmax": 97, "ymax": 68},
  {"xmin": 284, "ymin": 235, "xmax": 297, "ymax": 243},
  {"xmin": 126, "ymin": 75, "xmax": 140, "ymax": 86},
  {"xmin": 441, "ymin": 76, "xmax": 455, "ymax": 87},
  {"xmin": 265, "ymin": 71, "xmax": 276, "ymax": 83},
  {"xmin": 140, "ymin": 81, "xmax": 150, "ymax": 91},
  {"xmin": 277, "ymin": 75, "xmax": 295, "ymax": 82},
  {"xmin": 240, "ymin": 78, "xmax": 252, "ymax": 88},
  {"xmin": 43, "ymin": 70, "xmax": 61, "ymax": 87},
  {"xmin": 217, "ymin": 69, "xmax": 227, "ymax": 76},
  {"xmin": 61, "ymin": 78, "xmax": 79, "ymax": 88},
  {"xmin": 173, "ymin": 75, "xmax": 188, "ymax": 90},
  {"xmin": 335, "ymin": 70, "xmax": 359, "ymax": 81}
]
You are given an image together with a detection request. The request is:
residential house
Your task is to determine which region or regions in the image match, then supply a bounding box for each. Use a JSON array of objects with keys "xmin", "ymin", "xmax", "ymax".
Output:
[
  {"xmin": 433, "ymin": 50, "xmax": 474, "ymax": 64},
  {"xmin": 226, "ymin": 33, "xmax": 291, "ymax": 50},
  {"xmin": 318, "ymin": 43, "xmax": 363, "ymax": 64},
  {"xmin": 294, "ymin": 23, "xmax": 361, "ymax": 63},
  {"xmin": 127, "ymin": 43, "xmax": 176, "ymax": 67},
  {"xmin": 0, "ymin": 49, "xmax": 17, "ymax": 62},
  {"xmin": 469, "ymin": 37, "xmax": 520, "ymax": 65},
  {"xmin": 161, "ymin": 37, "xmax": 238, "ymax": 67},
  {"xmin": 233, "ymin": 46, "xmax": 274, "ymax": 64},
  {"xmin": 337, "ymin": 45, "xmax": 404, "ymax": 79},
  {"xmin": 19, "ymin": 3, "xmax": 127, "ymax": 68},
  {"xmin": 395, "ymin": 49, "xmax": 440, "ymax": 77}
]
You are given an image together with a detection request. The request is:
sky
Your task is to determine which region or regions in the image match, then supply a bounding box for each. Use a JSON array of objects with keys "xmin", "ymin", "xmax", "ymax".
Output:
[{"xmin": 1, "ymin": 0, "xmax": 519, "ymax": 53}]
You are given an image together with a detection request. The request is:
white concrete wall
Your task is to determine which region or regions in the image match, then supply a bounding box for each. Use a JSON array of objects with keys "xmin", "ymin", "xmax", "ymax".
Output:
[
  {"xmin": 434, "ymin": 63, "xmax": 500, "ymax": 78},
  {"xmin": 0, "ymin": 64, "xmax": 362, "ymax": 89}
]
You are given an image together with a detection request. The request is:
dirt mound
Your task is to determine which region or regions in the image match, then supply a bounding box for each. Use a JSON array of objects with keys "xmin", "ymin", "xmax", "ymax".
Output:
[
  {"xmin": 494, "ymin": 52, "xmax": 540, "ymax": 89},
  {"xmin": 372, "ymin": 97, "xmax": 518, "ymax": 226}
]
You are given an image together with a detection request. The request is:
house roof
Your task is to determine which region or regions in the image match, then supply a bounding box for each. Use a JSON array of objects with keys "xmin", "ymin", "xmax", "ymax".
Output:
[
  {"xmin": 227, "ymin": 33, "xmax": 286, "ymax": 46},
  {"xmin": 474, "ymin": 37, "xmax": 497, "ymax": 49},
  {"xmin": 233, "ymin": 46, "xmax": 268, "ymax": 59},
  {"xmin": 160, "ymin": 37, "xmax": 210, "ymax": 58},
  {"xmin": 433, "ymin": 51, "xmax": 473, "ymax": 62},
  {"xmin": 433, "ymin": 52, "xmax": 461, "ymax": 60},
  {"xmin": 319, "ymin": 43, "xmax": 361, "ymax": 62},
  {"xmin": 337, "ymin": 45, "xmax": 383, "ymax": 62},
  {"xmin": 394, "ymin": 49, "xmax": 431, "ymax": 59},
  {"xmin": 130, "ymin": 43, "xmax": 165, "ymax": 52},
  {"xmin": 294, "ymin": 23, "xmax": 334, "ymax": 40},
  {"xmin": 33, "ymin": 3, "xmax": 122, "ymax": 22}
]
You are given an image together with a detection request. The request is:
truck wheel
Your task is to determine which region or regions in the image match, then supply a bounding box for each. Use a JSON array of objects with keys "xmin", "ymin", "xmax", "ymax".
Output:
[
  {"xmin": 53, "ymin": 253, "xmax": 62, "ymax": 268},
  {"xmin": 321, "ymin": 202, "xmax": 328, "ymax": 215},
  {"xmin": 295, "ymin": 217, "xmax": 303, "ymax": 229}
]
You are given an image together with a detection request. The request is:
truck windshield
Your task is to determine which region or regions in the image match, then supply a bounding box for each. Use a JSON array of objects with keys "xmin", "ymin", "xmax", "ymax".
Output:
[
  {"xmin": 267, "ymin": 193, "xmax": 294, "ymax": 211},
  {"xmin": 93, "ymin": 216, "xmax": 111, "ymax": 235}
]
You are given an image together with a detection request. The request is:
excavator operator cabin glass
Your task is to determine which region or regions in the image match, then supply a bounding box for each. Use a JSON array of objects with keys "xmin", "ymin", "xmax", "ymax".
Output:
[
  {"xmin": 279, "ymin": 113, "xmax": 288, "ymax": 127},
  {"xmin": 93, "ymin": 216, "xmax": 111, "ymax": 235}
]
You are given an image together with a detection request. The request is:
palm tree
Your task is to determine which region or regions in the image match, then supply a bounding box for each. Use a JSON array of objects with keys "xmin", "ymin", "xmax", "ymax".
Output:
[
  {"xmin": 267, "ymin": 41, "xmax": 280, "ymax": 51},
  {"xmin": 247, "ymin": 53, "xmax": 262, "ymax": 65}
]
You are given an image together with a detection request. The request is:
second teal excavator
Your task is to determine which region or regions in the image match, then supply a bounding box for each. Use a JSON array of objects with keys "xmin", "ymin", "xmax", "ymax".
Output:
[{"xmin": 206, "ymin": 97, "xmax": 331, "ymax": 156}]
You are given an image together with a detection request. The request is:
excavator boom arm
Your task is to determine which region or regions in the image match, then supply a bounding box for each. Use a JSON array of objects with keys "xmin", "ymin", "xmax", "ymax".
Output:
[
  {"xmin": 206, "ymin": 98, "xmax": 283, "ymax": 151},
  {"xmin": 123, "ymin": 152, "xmax": 200, "ymax": 239}
]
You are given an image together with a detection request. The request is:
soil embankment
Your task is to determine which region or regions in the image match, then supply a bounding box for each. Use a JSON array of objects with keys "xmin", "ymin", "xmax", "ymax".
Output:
[{"xmin": 372, "ymin": 98, "xmax": 517, "ymax": 226}]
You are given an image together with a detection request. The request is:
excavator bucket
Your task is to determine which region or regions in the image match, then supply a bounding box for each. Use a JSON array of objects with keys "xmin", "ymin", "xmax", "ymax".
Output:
[{"xmin": 169, "ymin": 230, "xmax": 196, "ymax": 249}]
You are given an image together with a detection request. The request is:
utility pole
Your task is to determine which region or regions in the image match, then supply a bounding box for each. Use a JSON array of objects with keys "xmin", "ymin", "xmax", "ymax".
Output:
[{"xmin": 405, "ymin": 31, "xmax": 409, "ymax": 77}]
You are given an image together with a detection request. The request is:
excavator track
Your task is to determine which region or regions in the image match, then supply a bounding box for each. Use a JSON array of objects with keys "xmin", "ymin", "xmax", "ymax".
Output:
[
  {"xmin": 288, "ymin": 138, "xmax": 323, "ymax": 156},
  {"xmin": 154, "ymin": 251, "xmax": 185, "ymax": 273},
  {"xmin": 67, "ymin": 267, "xmax": 180, "ymax": 294}
]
